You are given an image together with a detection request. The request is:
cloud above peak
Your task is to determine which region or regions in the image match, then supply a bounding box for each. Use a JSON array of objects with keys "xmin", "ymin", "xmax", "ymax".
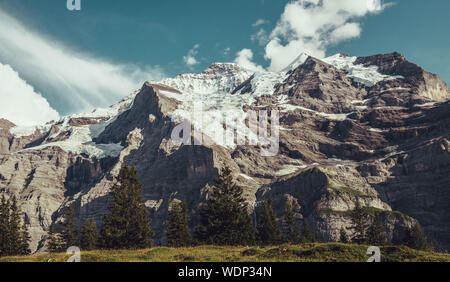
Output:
[
  {"xmin": 238, "ymin": 0, "xmax": 392, "ymax": 72},
  {"xmin": 0, "ymin": 8, "xmax": 165, "ymax": 119}
]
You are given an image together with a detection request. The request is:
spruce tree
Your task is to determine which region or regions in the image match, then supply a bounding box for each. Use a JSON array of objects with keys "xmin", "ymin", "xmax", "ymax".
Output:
[
  {"xmin": 195, "ymin": 167, "xmax": 256, "ymax": 246},
  {"xmin": 257, "ymin": 200, "xmax": 282, "ymax": 245},
  {"xmin": 166, "ymin": 199, "xmax": 192, "ymax": 247},
  {"xmin": 283, "ymin": 201, "xmax": 300, "ymax": 244},
  {"xmin": 47, "ymin": 223, "xmax": 64, "ymax": 253},
  {"xmin": 101, "ymin": 164, "xmax": 153, "ymax": 249},
  {"xmin": 79, "ymin": 218, "xmax": 99, "ymax": 251},
  {"xmin": 405, "ymin": 223, "xmax": 428, "ymax": 251},
  {"xmin": 6, "ymin": 196, "xmax": 22, "ymax": 255},
  {"xmin": 348, "ymin": 200, "xmax": 369, "ymax": 244},
  {"xmin": 300, "ymin": 221, "xmax": 314, "ymax": 243},
  {"xmin": 0, "ymin": 195, "xmax": 10, "ymax": 256},
  {"xmin": 61, "ymin": 204, "xmax": 77, "ymax": 249},
  {"xmin": 366, "ymin": 213, "xmax": 388, "ymax": 246},
  {"xmin": 339, "ymin": 227, "xmax": 349, "ymax": 243},
  {"xmin": 18, "ymin": 221, "xmax": 31, "ymax": 255}
]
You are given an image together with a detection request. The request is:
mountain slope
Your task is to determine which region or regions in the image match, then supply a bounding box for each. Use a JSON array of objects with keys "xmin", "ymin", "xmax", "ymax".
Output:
[{"xmin": 0, "ymin": 52, "xmax": 449, "ymax": 252}]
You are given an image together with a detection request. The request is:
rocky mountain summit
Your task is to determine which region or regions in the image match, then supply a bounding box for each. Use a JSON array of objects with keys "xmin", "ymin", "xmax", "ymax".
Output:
[{"xmin": 0, "ymin": 52, "xmax": 449, "ymax": 252}]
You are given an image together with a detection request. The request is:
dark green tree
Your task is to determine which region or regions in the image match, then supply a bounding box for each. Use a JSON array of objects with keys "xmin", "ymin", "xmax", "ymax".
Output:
[
  {"xmin": 195, "ymin": 167, "xmax": 256, "ymax": 246},
  {"xmin": 101, "ymin": 164, "xmax": 153, "ymax": 249},
  {"xmin": 0, "ymin": 195, "xmax": 10, "ymax": 256},
  {"xmin": 366, "ymin": 213, "xmax": 388, "ymax": 246},
  {"xmin": 166, "ymin": 199, "xmax": 192, "ymax": 247},
  {"xmin": 0, "ymin": 195, "xmax": 30, "ymax": 256},
  {"xmin": 257, "ymin": 200, "xmax": 282, "ymax": 245},
  {"xmin": 79, "ymin": 218, "xmax": 99, "ymax": 251},
  {"xmin": 339, "ymin": 227, "xmax": 349, "ymax": 243},
  {"xmin": 405, "ymin": 223, "xmax": 429, "ymax": 251},
  {"xmin": 47, "ymin": 223, "xmax": 64, "ymax": 253},
  {"xmin": 61, "ymin": 204, "xmax": 77, "ymax": 249},
  {"xmin": 348, "ymin": 200, "xmax": 369, "ymax": 244},
  {"xmin": 300, "ymin": 221, "xmax": 314, "ymax": 243},
  {"xmin": 18, "ymin": 221, "xmax": 31, "ymax": 255},
  {"xmin": 283, "ymin": 201, "xmax": 300, "ymax": 244},
  {"xmin": 7, "ymin": 196, "xmax": 22, "ymax": 255}
]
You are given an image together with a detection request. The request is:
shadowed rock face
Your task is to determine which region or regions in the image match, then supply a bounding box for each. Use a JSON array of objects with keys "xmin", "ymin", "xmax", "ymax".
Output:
[{"xmin": 1, "ymin": 52, "xmax": 450, "ymax": 252}]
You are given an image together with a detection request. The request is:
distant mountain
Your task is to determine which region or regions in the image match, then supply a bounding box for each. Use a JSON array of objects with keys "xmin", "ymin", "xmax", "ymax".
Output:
[{"xmin": 1, "ymin": 52, "xmax": 449, "ymax": 252}]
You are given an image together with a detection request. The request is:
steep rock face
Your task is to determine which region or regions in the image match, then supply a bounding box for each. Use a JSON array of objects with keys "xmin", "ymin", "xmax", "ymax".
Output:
[
  {"xmin": 0, "ymin": 119, "xmax": 14, "ymax": 154},
  {"xmin": 1, "ymin": 52, "xmax": 450, "ymax": 252}
]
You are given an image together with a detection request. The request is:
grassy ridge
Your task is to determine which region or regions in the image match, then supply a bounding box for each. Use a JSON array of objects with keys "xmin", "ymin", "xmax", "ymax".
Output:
[{"xmin": 1, "ymin": 243, "xmax": 449, "ymax": 262}]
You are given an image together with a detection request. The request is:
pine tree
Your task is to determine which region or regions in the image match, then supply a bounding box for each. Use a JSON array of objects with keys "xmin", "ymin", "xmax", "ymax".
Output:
[
  {"xmin": 0, "ymin": 195, "xmax": 10, "ymax": 256},
  {"xmin": 79, "ymin": 218, "xmax": 99, "ymax": 251},
  {"xmin": 283, "ymin": 201, "xmax": 300, "ymax": 244},
  {"xmin": 47, "ymin": 223, "xmax": 64, "ymax": 253},
  {"xmin": 348, "ymin": 200, "xmax": 369, "ymax": 244},
  {"xmin": 18, "ymin": 221, "xmax": 31, "ymax": 255},
  {"xmin": 300, "ymin": 221, "xmax": 314, "ymax": 243},
  {"xmin": 257, "ymin": 200, "xmax": 282, "ymax": 245},
  {"xmin": 101, "ymin": 164, "xmax": 153, "ymax": 249},
  {"xmin": 166, "ymin": 199, "xmax": 192, "ymax": 247},
  {"xmin": 195, "ymin": 167, "xmax": 256, "ymax": 246},
  {"xmin": 405, "ymin": 223, "xmax": 428, "ymax": 251},
  {"xmin": 61, "ymin": 204, "xmax": 77, "ymax": 249},
  {"xmin": 6, "ymin": 195, "xmax": 22, "ymax": 255},
  {"xmin": 366, "ymin": 213, "xmax": 388, "ymax": 246},
  {"xmin": 339, "ymin": 227, "xmax": 349, "ymax": 243}
]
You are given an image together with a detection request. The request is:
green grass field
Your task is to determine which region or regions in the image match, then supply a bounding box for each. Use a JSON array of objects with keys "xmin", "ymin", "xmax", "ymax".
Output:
[{"xmin": 1, "ymin": 243, "xmax": 449, "ymax": 262}]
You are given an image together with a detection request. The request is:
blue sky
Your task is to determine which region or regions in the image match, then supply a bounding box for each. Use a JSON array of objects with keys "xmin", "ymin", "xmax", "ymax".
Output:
[{"xmin": 0, "ymin": 0, "xmax": 449, "ymax": 125}]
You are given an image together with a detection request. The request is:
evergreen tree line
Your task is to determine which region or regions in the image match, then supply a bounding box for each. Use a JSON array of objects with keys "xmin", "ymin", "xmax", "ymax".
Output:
[
  {"xmin": 0, "ymin": 195, "xmax": 31, "ymax": 257},
  {"xmin": 48, "ymin": 164, "xmax": 153, "ymax": 252},
  {"xmin": 46, "ymin": 164, "xmax": 432, "ymax": 253},
  {"xmin": 340, "ymin": 199, "xmax": 432, "ymax": 251}
]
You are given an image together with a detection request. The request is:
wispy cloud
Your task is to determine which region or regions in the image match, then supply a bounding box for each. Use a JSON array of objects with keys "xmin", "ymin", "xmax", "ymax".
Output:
[
  {"xmin": 237, "ymin": 0, "xmax": 392, "ymax": 72},
  {"xmin": 0, "ymin": 8, "xmax": 166, "ymax": 118},
  {"xmin": 183, "ymin": 44, "xmax": 200, "ymax": 68},
  {"xmin": 252, "ymin": 19, "xmax": 269, "ymax": 27}
]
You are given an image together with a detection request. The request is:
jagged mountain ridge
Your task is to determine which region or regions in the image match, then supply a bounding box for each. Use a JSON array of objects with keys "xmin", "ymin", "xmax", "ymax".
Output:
[{"xmin": 0, "ymin": 52, "xmax": 449, "ymax": 252}]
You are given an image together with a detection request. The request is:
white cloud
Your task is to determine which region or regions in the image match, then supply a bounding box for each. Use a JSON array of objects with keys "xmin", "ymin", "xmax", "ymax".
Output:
[
  {"xmin": 183, "ymin": 44, "xmax": 200, "ymax": 67},
  {"xmin": 251, "ymin": 28, "xmax": 270, "ymax": 46},
  {"xmin": 252, "ymin": 19, "xmax": 269, "ymax": 27},
  {"xmin": 234, "ymin": 49, "xmax": 265, "ymax": 73},
  {"xmin": 237, "ymin": 0, "xmax": 391, "ymax": 72},
  {"xmin": 265, "ymin": 0, "xmax": 391, "ymax": 71},
  {"xmin": 224, "ymin": 47, "xmax": 231, "ymax": 56},
  {"xmin": 0, "ymin": 8, "xmax": 166, "ymax": 117},
  {"xmin": 0, "ymin": 63, "xmax": 59, "ymax": 126}
]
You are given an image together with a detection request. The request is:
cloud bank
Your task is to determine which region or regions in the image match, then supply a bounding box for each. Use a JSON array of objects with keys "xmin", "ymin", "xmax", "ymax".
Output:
[
  {"xmin": 0, "ymin": 8, "xmax": 165, "ymax": 119},
  {"xmin": 239, "ymin": 0, "xmax": 391, "ymax": 72},
  {"xmin": 0, "ymin": 63, "xmax": 59, "ymax": 126}
]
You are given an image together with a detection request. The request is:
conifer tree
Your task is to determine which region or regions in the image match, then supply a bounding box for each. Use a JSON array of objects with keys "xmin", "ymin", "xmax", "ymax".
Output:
[
  {"xmin": 348, "ymin": 200, "xmax": 369, "ymax": 244},
  {"xmin": 257, "ymin": 200, "xmax": 282, "ymax": 245},
  {"xmin": 79, "ymin": 218, "xmax": 99, "ymax": 251},
  {"xmin": 195, "ymin": 167, "xmax": 256, "ymax": 246},
  {"xmin": 366, "ymin": 213, "xmax": 388, "ymax": 246},
  {"xmin": 47, "ymin": 223, "xmax": 64, "ymax": 253},
  {"xmin": 61, "ymin": 204, "xmax": 77, "ymax": 249},
  {"xmin": 300, "ymin": 221, "xmax": 314, "ymax": 243},
  {"xmin": 405, "ymin": 223, "xmax": 429, "ymax": 251},
  {"xmin": 166, "ymin": 199, "xmax": 192, "ymax": 247},
  {"xmin": 339, "ymin": 227, "xmax": 349, "ymax": 243},
  {"xmin": 18, "ymin": 221, "xmax": 31, "ymax": 255},
  {"xmin": 283, "ymin": 201, "xmax": 300, "ymax": 244},
  {"xmin": 0, "ymin": 195, "xmax": 10, "ymax": 256},
  {"xmin": 7, "ymin": 196, "xmax": 22, "ymax": 255},
  {"xmin": 101, "ymin": 164, "xmax": 153, "ymax": 249}
]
